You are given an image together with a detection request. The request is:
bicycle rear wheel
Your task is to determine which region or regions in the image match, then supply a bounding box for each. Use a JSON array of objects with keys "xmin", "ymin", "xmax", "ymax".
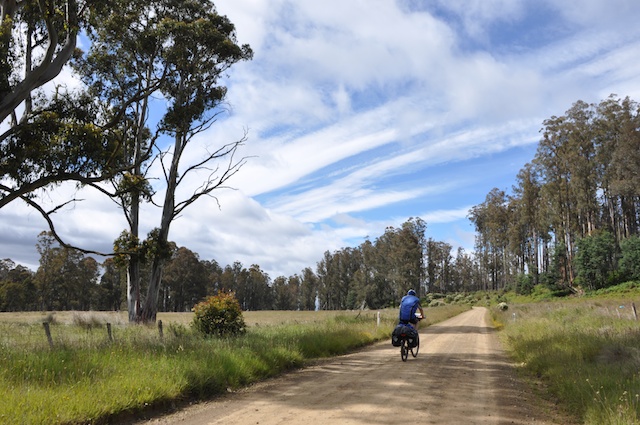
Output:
[
  {"xmin": 411, "ymin": 333, "xmax": 419, "ymax": 357},
  {"xmin": 400, "ymin": 339, "xmax": 408, "ymax": 361}
]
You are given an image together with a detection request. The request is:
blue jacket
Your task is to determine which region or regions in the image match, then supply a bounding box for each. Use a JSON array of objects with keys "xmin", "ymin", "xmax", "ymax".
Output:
[{"xmin": 399, "ymin": 294, "xmax": 421, "ymax": 322}]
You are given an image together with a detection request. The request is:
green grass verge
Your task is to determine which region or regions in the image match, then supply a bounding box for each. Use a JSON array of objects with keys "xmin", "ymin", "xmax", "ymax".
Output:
[
  {"xmin": 0, "ymin": 305, "xmax": 467, "ymax": 425},
  {"xmin": 493, "ymin": 285, "xmax": 640, "ymax": 425}
]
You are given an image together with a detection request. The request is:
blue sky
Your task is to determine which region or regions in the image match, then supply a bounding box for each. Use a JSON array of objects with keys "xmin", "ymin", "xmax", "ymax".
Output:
[{"xmin": 2, "ymin": 0, "xmax": 640, "ymax": 279}]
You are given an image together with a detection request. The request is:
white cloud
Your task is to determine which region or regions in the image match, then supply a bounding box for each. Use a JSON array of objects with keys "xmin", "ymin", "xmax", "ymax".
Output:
[
  {"xmin": 169, "ymin": 191, "xmax": 345, "ymax": 277},
  {"xmin": 549, "ymin": 0, "xmax": 640, "ymax": 29},
  {"xmin": 432, "ymin": 0, "xmax": 526, "ymax": 42},
  {"xmin": 422, "ymin": 207, "xmax": 473, "ymax": 224}
]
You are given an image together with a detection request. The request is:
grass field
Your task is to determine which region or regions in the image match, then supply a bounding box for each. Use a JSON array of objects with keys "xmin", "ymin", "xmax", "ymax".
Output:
[
  {"xmin": 493, "ymin": 287, "xmax": 640, "ymax": 425},
  {"xmin": 4, "ymin": 291, "xmax": 640, "ymax": 425},
  {"xmin": 0, "ymin": 305, "xmax": 468, "ymax": 425},
  {"xmin": 0, "ymin": 309, "xmax": 387, "ymax": 326}
]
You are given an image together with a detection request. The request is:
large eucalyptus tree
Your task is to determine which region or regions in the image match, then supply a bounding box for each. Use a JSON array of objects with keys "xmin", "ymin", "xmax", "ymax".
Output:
[{"xmin": 79, "ymin": 0, "xmax": 252, "ymax": 322}]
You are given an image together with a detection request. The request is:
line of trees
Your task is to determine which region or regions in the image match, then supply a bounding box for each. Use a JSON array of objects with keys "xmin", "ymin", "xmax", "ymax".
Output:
[
  {"xmin": 469, "ymin": 95, "xmax": 640, "ymax": 293},
  {"xmin": 1, "ymin": 217, "xmax": 490, "ymax": 312},
  {"xmin": 0, "ymin": 219, "xmax": 404, "ymax": 311}
]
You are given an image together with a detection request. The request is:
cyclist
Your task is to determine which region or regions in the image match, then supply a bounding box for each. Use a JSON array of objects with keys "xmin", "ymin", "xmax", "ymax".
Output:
[{"xmin": 398, "ymin": 289, "xmax": 424, "ymax": 330}]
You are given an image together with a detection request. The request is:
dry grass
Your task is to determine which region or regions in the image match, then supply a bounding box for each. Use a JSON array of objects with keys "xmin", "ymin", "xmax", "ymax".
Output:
[
  {"xmin": 0, "ymin": 311, "xmax": 128, "ymax": 325},
  {"xmin": 496, "ymin": 296, "xmax": 640, "ymax": 424},
  {"xmin": 0, "ymin": 308, "xmax": 401, "ymax": 327}
]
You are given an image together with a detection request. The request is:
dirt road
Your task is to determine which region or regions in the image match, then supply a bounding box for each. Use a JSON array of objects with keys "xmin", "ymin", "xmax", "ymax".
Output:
[{"xmin": 136, "ymin": 307, "xmax": 573, "ymax": 425}]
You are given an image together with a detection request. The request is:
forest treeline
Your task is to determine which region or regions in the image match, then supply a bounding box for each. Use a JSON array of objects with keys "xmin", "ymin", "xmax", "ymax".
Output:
[
  {"xmin": 1, "ymin": 95, "xmax": 639, "ymax": 312},
  {"xmin": 469, "ymin": 95, "xmax": 640, "ymax": 293}
]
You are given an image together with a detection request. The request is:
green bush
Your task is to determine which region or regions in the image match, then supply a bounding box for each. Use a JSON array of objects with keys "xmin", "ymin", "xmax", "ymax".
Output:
[
  {"xmin": 620, "ymin": 235, "xmax": 640, "ymax": 281},
  {"xmin": 515, "ymin": 273, "xmax": 534, "ymax": 295},
  {"xmin": 575, "ymin": 231, "xmax": 618, "ymax": 290},
  {"xmin": 192, "ymin": 292, "xmax": 246, "ymax": 337},
  {"xmin": 429, "ymin": 299, "xmax": 446, "ymax": 307}
]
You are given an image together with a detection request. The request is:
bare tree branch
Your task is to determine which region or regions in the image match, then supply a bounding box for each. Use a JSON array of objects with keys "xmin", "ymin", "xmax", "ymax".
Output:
[
  {"xmin": 1, "ymin": 166, "xmax": 130, "ymax": 209},
  {"xmin": 173, "ymin": 135, "xmax": 251, "ymax": 217},
  {"xmin": 18, "ymin": 194, "xmax": 113, "ymax": 256}
]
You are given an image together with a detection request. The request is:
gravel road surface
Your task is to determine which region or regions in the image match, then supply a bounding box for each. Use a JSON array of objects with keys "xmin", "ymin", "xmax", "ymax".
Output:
[{"xmin": 134, "ymin": 307, "xmax": 575, "ymax": 425}]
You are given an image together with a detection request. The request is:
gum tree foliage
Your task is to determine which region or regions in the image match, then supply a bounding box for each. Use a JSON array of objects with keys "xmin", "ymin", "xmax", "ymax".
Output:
[
  {"xmin": 273, "ymin": 275, "xmax": 299, "ymax": 311},
  {"xmin": 619, "ymin": 236, "xmax": 640, "ymax": 281},
  {"xmin": 426, "ymin": 238, "xmax": 453, "ymax": 293},
  {"xmin": 469, "ymin": 188, "xmax": 509, "ymax": 290},
  {"xmin": 77, "ymin": 0, "xmax": 252, "ymax": 322},
  {"xmin": 136, "ymin": 0, "xmax": 251, "ymax": 323},
  {"xmin": 0, "ymin": 1, "xmax": 143, "ymax": 252},
  {"xmin": 160, "ymin": 247, "xmax": 208, "ymax": 313},
  {"xmin": 97, "ymin": 257, "xmax": 124, "ymax": 311},
  {"xmin": 510, "ymin": 163, "xmax": 549, "ymax": 286},
  {"xmin": 299, "ymin": 267, "xmax": 319, "ymax": 311},
  {"xmin": 0, "ymin": 0, "xmax": 80, "ymax": 122},
  {"xmin": 201, "ymin": 258, "xmax": 223, "ymax": 296},
  {"xmin": 0, "ymin": 259, "xmax": 36, "ymax": 311},
  {"xmin": 217, "ymin": 261, "xmax": 272, "ymax": 312},
  {"xmin": 34, "ymin": 231, "xmax": 99, "ymax": 310},
  {"xmin": 316, "ymin": 217, "xmax": 427, "ymax": 310},
  {"xmin": 574, "ymin": 231, "xmax": 617, "ymax": 290}
]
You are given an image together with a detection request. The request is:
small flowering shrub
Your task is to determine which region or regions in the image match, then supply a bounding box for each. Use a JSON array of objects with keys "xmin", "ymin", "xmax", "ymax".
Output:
[{"xmin": 192, "ymin": 292, "xmax": 246, "ymax": 337}]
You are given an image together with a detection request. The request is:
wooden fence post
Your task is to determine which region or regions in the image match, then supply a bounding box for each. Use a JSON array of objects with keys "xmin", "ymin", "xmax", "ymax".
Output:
[
  {"xmin": 106, "ymin": 323, "xmax": 113, "ymax": 342},
  {"xmin": 42, "ymin": 322, "xmax": 54, "ymax": 348},
  {"xmin": 158, "ymin": 320, "xmax": 163, "ymax": 340},
  {"xmin": 633, "ymin": 303, "xmax": 638, "ymax": 321}
]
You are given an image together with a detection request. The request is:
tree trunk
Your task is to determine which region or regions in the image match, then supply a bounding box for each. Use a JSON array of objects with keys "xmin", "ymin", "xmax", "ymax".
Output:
[
  {"xmin": 127, "ymin": 179, "xmax": 141, "ymax": 322},
  {"xmin": 126, "ymin": 261, "xmax": 140, "ymax": 322},
  {"xmin": 126, "ymin": 82, "xmax": 150, "ymax": 323},
  {"xmin": 140, "ymin": 130, "xmax": 183, "ymax": 323}
]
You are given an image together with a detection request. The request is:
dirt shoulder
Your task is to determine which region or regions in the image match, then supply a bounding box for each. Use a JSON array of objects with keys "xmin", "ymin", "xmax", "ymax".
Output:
[{"xmin": 133, "ymin": 307, "xmax": 576, "ymax": 425}]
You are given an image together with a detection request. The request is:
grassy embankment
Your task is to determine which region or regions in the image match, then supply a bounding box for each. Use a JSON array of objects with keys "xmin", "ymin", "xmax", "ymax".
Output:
[
  {"xmin": 0, "ymin": 305, "xmax": 468, "ymax": 425},
  {"xmin": 492, "ymin": 282, "xmax": 640, "ymax": 425}
]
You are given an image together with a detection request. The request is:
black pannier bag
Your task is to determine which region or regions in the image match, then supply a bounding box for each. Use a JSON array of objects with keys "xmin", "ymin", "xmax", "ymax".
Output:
[{"xmin": 391, "ymin": 323, "xmax": 417, "ymax": 347}]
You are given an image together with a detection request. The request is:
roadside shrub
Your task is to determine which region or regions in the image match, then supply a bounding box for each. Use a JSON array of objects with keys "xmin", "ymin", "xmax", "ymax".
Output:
[
  {"xmin": 192, "ymin": 292, "xmax": 246, "ymax": 337},
  {"xmin": 529, "ymin": 284, "xmax": 557, "ymax": 300}
]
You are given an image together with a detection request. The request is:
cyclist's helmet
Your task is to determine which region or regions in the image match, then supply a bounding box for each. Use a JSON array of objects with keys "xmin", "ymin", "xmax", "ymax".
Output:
[{"xmin": 407, "ymin": 289, "xmax": 416, "ymax": 296}]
